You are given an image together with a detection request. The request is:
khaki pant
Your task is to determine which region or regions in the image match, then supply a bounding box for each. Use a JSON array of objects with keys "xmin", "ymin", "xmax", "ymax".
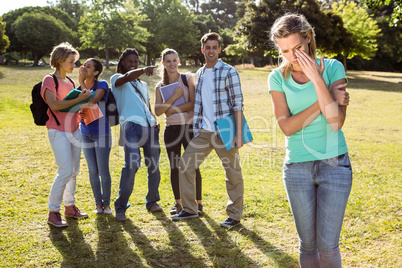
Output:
[{"xmin": 179, "ymin": 129, "xmax": 243, "ymax": 220}]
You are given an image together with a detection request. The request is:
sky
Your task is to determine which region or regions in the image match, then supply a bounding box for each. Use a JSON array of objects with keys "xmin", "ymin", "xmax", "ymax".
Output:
[{"xmin": 1, "ymin": 0, "xmax": 50, "ymax": 16}]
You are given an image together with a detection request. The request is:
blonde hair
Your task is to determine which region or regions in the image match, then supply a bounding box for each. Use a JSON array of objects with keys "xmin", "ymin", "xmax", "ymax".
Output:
[
  {"xmin": 158, "ymin": 48, "xmax": 179, "ymax": 86},
  {"xmin": 270, "ymin": 13, "xmax": 316, "ymax": 79},
  {"xmin": 50, "ymin": 42, "xmax": 79, "ymax": 69}
]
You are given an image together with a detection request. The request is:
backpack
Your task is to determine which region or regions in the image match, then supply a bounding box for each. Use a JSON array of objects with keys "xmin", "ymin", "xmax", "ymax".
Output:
[
  {"xmin": 105, "ymin": 89, "xmax": 119, "ymax": 126},
  {"xmin": 93, "ymin": 80, "xmax": 119, "ymax": 127},
  {"xmin": 30, "ymin": 74, "xmax": 74, "ymax": 126},
  {"xmin": 181, "ymin": 73, "xmax": 188, "ymax": 88}
]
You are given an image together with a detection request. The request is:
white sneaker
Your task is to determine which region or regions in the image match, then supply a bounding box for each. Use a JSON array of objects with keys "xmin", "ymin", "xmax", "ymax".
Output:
[
  {"xmin": 93, "ymin": 208, "xmax": 103, "ymax": 214},
  {"xmin": 103, "ymin": 207, "xmax": 113, "ymax": 215}
]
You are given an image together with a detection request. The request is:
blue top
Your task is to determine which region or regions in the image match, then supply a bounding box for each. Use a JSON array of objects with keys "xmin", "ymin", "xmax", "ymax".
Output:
[
  {"xmin": 268, "ymin": 58, "xmax": 348, "ymax": 163},
  {"xmin": 110, "ymin": 74, "xmax": 157, "ymax": 127},
  {"xmin": 80, "ymin": 80, "xmax": 111, "ymax": 135}
]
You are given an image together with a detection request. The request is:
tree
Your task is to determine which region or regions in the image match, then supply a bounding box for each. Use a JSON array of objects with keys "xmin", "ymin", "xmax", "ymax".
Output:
[
  {"xmin": 0, "ymin": 18, "xmax": 10, "ymax": 53},
  {"xmin": 140, "ymin": 0, "xmax": 199, "ymax": 65},
  {"xmin": 11, "ymin": 12, "xmax": 74, "ymax": 65},
  {"xmin": 234, "ymin": 0, "xmax": 352, "ymax": 57},
  {"xmin": 200, "ymin": 0, "xmax": 240, "ymax": 29},
  {"xmin": 48, "ymin": 0, "xmax": 88, "ymax": 24},
  {"xmin": 331, "ymin": 0, "xmax": 381, "ymax": 70},
  {"xmin": 362, "ymin": 0, "xmax": 401, "ymax": 26},
  {"xmin": 3, "ymin": 6, "xmax": 77, "ymax": 53},
  {"xmin": 79, "ymin": 0, "xmax": 149, "ymax": 68}
]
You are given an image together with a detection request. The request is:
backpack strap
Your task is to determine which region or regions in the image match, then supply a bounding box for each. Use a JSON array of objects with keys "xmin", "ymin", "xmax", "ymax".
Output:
[
  {"xmin": 49, "ymin": 74, "xmax": 61, "ymax": 126},
  {"xmin": 47, "ymin": 74, "xmax": 75, "ymax": 126},
  {"xmin": 181, "ymin": 73, "xmax": 188, "ymax": 88}
]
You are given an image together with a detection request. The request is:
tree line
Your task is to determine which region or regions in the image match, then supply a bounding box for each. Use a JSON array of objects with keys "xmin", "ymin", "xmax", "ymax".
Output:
[{"xmin": 0, "ymin": 0, "xmax": 401, "ymax": 71}]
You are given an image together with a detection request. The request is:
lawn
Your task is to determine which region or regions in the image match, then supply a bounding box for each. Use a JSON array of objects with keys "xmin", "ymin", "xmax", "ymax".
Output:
[{"xmin": 0, "ymin": 64, "xmax": 401, "ymax": 267}]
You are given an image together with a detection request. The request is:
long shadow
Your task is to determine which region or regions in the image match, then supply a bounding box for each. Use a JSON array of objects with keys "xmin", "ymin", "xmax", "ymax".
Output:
[
  {"xmin": 96, "ymin": 215, "xmax": 145, "ymax": 267},
  {"xmin": 49, "ymin": 218, "xmax": 96, "ymax": 267},
  {"xmin": 347, "ymin": 74, "xmax": 402, "ymax": 93},
  {"xmin": 121, "ymin": 217, "xmax": 163, "ymax": 267},
  {"xmin": 185, "ymin": 213, "xmax": 260, "ymax": 267},
  {"xmin": 203, "ymin": 214, "xmax": 298, "ymax": 268},
  {"xmin": 152, "ymin": 211, "xmax": 205, "ymax": 267}
]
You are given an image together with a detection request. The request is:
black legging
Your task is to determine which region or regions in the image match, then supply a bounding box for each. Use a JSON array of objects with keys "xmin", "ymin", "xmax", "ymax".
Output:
[{"xmin": 164, "ymin": 124, "xmax": 202, "ymax": 200}]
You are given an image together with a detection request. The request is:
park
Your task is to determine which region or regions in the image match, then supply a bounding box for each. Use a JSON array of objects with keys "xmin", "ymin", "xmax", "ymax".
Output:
[
  {"xmin": 0, "ymin": 0, "xmax": 401, "ymax": 267},
  {"xmin": 0, "ymin": 64, "xmax": 401, "ymax": 267}
]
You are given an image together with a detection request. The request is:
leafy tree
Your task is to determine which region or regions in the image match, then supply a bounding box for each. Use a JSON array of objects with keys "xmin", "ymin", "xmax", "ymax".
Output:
[
  {"xmin": 11, "ymin": 12, "xmax": 74, "ymax": 65},
  {"xmin": 331, "ymin": 0, "xmax": 381, "ymax": 70},
  {"xmin": 362, "ymin": 0, "xmax": 401, "ymax": 26},
  {"xmin": 0, "ymin": 18, "xmax": 10, "ymax": 53},
  {"xmin": 49, "ymin": 0, "xmax": 88, "ymax": 24},
  {"xmin": 140, "ymin": 0, "xmax": 199, "ymax": 65},
  {"xmin": 79, "ymin": 0, "xmax": 149, "ymax": 68},
  {"xmin": 234, "ymin": 0, "xmax": 352, "ymax": 57},
  {"xmin": 3, "ymin": 6, "xmax": 77, "ymax": 53},
  {"xmin": 200, "ymin": 0, "xmax": 240, "ymax": 29}
]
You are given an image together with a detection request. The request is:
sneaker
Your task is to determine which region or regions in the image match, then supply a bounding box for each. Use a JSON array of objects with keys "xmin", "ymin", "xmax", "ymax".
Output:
[
  {"xmin": 220, "ymin": 217, "xmax": 240, "ymax": 228},
  {"xmin": 147, "ymin": 203, "xmax": 163, "ymax": 212},
  {"xmin": 93, "ymin": 207, "xmax": 103, "ymax": 214},
  {"xmin": 103, "ymin": 207, "xmax": 113, "ymax": 215},
  {"xmin": 65, "ymin": 205, "xmax": 88, "ymax": 219},
  {"xmin": 198, "ymin": 203, "xmax": 203, "ymax": 216},
  {"xmin": 115, "ymin": 212, "xmax": 127, "ymax": 221},
  {"xmin": 48, "ymin": 212, "xmax": 68, "ymax": 227},
  {"xmin": 171, "ymin": 211, "xmax": 198, "ymax": 220},
  {"xmin": 170, "ymin": 203, "xmax": 183, "ymax": 215}
]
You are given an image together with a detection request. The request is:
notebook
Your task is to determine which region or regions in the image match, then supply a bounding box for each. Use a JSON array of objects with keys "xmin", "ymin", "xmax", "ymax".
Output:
[
  {"xmin": 159, "ymin": 82, "xmax": 186, "ymax": 106},
  {"xmin": 214, "ymin": 114, "xmax": 253, "ymax": 151},
  {"xmin": 60, "ymin": 88, "xmax": 95, "ymax": 112}
]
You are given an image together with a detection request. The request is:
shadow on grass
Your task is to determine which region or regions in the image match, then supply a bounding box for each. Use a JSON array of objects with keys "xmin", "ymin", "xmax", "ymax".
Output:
[
  {"xmin": 347, "ymin": 74, "xmax": 402, "ymax": 93},
  {"xmin": 49, "ymin": 218, "xmax": 96, "ymax": 267},
  {"xmin": 185, "ymin": 214, "xmax": 260, "ymax": 267},
  {"xmin": 96, "ymin": 215, "xmax": 146, "ymax": 267},
  {"xmin": 203, "ymin": 214, "xmax": 298, "ymax": 268},
  {"xmin": 122, "ymin": 211, "xmax": 203, "ymax": 267}
]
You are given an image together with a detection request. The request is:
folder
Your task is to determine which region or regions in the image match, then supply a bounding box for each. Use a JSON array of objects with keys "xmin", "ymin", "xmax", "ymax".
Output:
[
  {"xmin": 159, "ymin": 82, "xmax": 186, "ymax": 106},
  {"xmin": 60, "ymin": 88, "xmax": 96, "ymax": 112},
  {"xmin": 214, "ymin": 114, "xmax": 253, "ymax": 151},
  {"xmin": 81, "ymin": 104, "xmax": 104, "ymax": 125}
]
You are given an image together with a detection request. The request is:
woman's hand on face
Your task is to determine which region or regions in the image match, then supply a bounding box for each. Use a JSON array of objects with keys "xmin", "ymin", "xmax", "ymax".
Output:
[
  {"xmin": 295, "ymin": 51, "xmax": 325, "ymax": 80},
  {"xmin": 79, "ymin": 66, "xmax": 87, "ymax": 82}
]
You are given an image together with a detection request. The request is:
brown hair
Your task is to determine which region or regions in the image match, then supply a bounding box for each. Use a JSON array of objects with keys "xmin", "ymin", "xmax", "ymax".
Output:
[
  {"xmin": 50, "ymin": 42, "xmax": 79, "ymax": 69},
  {"xmin": 86, "ymin": 58, "xmax": 103, "ymax": 80},
  {"xmin": 158, "ymin": 48, "xmax": 179, "ymax": 86},
  {"xmin": 270, "ymin": 13, "xmax": 316, "ymax": 79},
  {"xmin": 200, "ymin": 32, "xmax": 222, "ymax": 47}
]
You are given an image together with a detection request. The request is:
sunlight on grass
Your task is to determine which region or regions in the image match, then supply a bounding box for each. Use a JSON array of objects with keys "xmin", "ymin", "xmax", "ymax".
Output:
[{"xmin": 0, "ymin": 65, "xmax": 401, "ymax": 267}]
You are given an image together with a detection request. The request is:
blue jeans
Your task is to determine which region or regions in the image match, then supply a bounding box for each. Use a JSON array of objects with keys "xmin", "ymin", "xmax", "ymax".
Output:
[
  {"xmin": 283, "ymin": 153, "xmax": 352, "ymax": 268},
  {"xmin": 115, "ymin": 122, "xmax": 161, "ymax": 213},
  {"xmin": 82, "ymin": 134, "xmax": 112, "ymax": 207}
]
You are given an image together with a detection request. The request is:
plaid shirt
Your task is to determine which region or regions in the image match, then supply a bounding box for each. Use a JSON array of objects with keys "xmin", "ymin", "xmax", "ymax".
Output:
[{"xmin": 193, "ymin": 59, "xmax": 244, "ymax": 137}]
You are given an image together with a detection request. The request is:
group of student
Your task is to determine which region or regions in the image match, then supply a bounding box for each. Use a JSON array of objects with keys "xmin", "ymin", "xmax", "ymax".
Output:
[{"xmin": 40, "ymin": 14, "xmax": 352, "ymax": 267}]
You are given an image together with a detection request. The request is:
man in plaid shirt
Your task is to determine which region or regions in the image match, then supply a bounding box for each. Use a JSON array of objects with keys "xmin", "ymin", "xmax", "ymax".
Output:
[{"xmin": 172, "ymin": 32, "xmax": 244, "ymax": 228}]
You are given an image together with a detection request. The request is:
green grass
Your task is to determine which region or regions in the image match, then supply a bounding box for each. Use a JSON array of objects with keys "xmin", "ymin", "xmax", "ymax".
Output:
[{"xmin": 0, "ymin": 65, "xmax": 401, "ymax": 267}]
